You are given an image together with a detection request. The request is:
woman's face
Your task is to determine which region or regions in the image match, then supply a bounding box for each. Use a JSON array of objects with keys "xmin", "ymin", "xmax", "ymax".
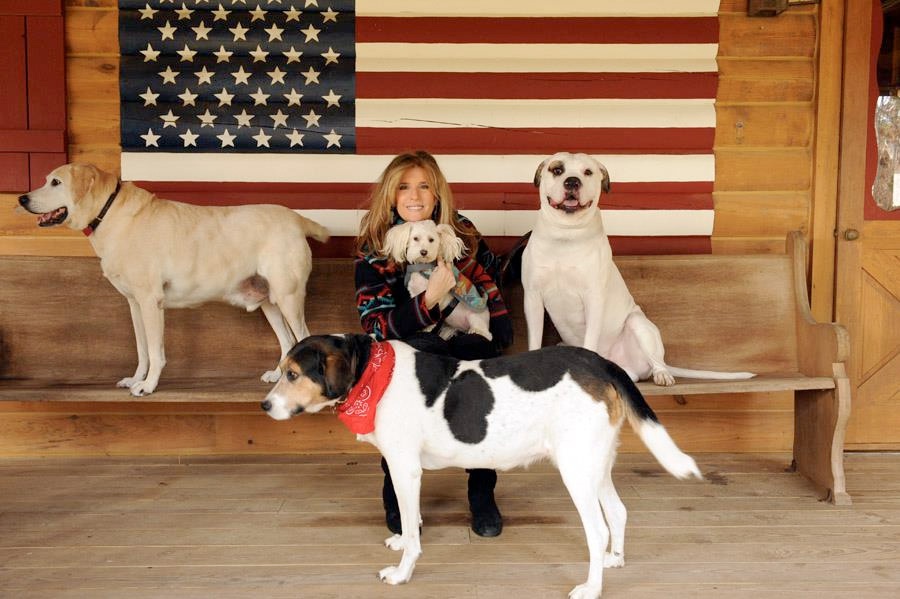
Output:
[{"xmin": 394, "ymin": 166, "xmax": 436, "ymax": 223}]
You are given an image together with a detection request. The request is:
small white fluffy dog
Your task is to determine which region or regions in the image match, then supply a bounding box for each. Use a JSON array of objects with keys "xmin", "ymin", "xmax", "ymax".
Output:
[
  {"xmin": 382, "ymin": 220, "xmax": 492, "ymax": 340},
  {"xmin": 17, "ymin": 163, "xmax": 329, "ymax": 396},
  {"xmin": 523, "ymin": 152, "xmax": 754, "ymax": 386}
]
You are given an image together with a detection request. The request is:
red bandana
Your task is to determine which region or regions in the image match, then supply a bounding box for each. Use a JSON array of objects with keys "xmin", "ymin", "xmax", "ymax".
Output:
[{"xmin": 337, "ymin": 341, "xmax": 396, "ymax": 434}]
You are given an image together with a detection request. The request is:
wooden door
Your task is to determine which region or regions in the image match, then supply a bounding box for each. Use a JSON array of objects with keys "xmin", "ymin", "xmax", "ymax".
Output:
[{"xmin": 835, "ymin": 0, "xmax": 900, "ymax": 449}]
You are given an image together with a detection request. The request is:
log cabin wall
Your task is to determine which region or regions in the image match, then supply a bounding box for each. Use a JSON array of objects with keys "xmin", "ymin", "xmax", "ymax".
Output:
[{"xmin": 0, "ymin": 0, "xmax": 824, "ymax": 455}]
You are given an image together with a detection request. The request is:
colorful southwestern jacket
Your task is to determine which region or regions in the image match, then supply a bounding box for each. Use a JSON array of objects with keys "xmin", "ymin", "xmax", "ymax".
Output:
[{"xmin": 355, "ymin": 214, "xmax": 508, "ymax": 341}]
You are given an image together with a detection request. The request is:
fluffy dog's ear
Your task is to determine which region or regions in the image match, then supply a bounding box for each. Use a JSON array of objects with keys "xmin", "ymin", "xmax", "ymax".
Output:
[
  {"xmin": 597, "ymin": 162, "xmax": 611, "ymax": 194},
  {"xmin": 533, "ymin": 159, "xmax": 547, "ymax": 188},
  {"xmin": 381, "ymin": 222, "xmax": 412, "ymax": 263},
  {"xmin": 436, "ymin": 223, "xmax": 465, "ymax": 262}
]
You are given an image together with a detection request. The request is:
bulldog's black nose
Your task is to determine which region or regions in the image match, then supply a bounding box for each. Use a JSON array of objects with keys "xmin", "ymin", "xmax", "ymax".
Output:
[
  {"xmin": 18, "ymin": 195, "xmax": 29, "ymax": 207},
  {"xmin": 260, "ymin": 400, "xmax": 272, "ymax": 412},
  {"xmin": 564, "ymin": 177, "xmax": 581, "ymax": 190}
]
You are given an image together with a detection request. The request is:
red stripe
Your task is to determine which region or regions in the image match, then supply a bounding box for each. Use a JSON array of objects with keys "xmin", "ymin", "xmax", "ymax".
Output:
[
  {"xmin": 134, "ymin": 181, "xmax": 713, "ymax": 211},
  {"xmin": 357, "ymin": 72, "xmax": 717, "ymax": 100},
  {"xmin": 313, "ymin": 235, "xmax": 711, "ymax": 259},
  {"xmin": 356, "ymin": 17, "xmax": 719, "ymax": 44},
  {"xmin": 356, "ymin": 128, "xmax": 715, "ymax": 155}
]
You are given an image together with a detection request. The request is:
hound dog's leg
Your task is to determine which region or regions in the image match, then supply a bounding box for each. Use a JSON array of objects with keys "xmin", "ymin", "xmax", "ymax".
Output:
[
  {"xmin": 624, "ymin": 311, "xmax": 674, "ymax": 386},
  {"xmin": 128, "ymin": 295, "xmax": 166, "ymax": 396},
  {"xmin": 523, "ymin": 288, "xmax": 545, "ymax": 351},
  {"xmin": 117, "ymin": 296, "xmax": 150, "ymax": 389},
  {"xmin": 599, "ymin": 448, "xmax": 626, "ymax": 568},
  {"xmin": 259, "ymin": 300, "xmax": 296, "ymax": 383},
  {"xmin": 557, "ymin": 440, "xmax": 609, "ymax": 599},
  {"xmin": 379, "ymin": 456, "xmax": 423, "ymax": 585}
]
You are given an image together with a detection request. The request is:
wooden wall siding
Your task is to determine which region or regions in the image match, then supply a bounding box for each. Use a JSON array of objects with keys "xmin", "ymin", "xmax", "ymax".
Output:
[{"xmin": 0, "ymin": 0, "xmax": 821, "ymax": 455}]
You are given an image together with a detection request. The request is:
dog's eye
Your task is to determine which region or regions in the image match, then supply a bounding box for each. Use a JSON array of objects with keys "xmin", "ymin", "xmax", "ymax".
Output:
[
  {"xmin": 584, "ymin": 169, "xmax": 593, "ymax": 176},
  {"xmin": 286, "ymin": 370, "xmax": 298, "ymax": 382},
  {"xmin": 50, "ymin": 178, "xmax": 61, "ymax": 187},
  {"xmin": 412, "ymin": 236, "xmax": 419, "ymax": 242},
  {"xmin": 550, "ymin": 166, "xmax": 564, "ymax": 176},
  {"xmin": 428, "ymin": 237, "xmax": 434, "ymax": 243}
]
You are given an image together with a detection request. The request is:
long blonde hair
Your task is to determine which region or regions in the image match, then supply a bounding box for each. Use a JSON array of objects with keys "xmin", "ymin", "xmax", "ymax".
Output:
[{"xmin": 356, "ymin": 151, "xmax": 477, "ymax": 257}]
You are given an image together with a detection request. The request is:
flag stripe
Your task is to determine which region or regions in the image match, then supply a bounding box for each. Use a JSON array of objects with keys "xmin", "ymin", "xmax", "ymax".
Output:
[
  {"xmin": 356, "ymin": 17, "xmax": 718, "ymax": 45},
  {"xmin": 356, "ymin": 72, "xmax": 719, "ymax": 100},
  {"xmin": 356, "ymin": 43, "xmax": 719, "ymax": 73},
  {"xmin": 355, "ymin": 0, "xmax": 721, "ymax": 18}
]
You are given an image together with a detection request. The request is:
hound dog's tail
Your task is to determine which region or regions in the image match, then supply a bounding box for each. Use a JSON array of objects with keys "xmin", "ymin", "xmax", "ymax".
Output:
[
  {"xmin": 609, "ymin": 365, "xmax": 703, "ymax": 481},
  {"xmin": 298, "ymin": 214, "xmax": 330, "ymax": 243}
]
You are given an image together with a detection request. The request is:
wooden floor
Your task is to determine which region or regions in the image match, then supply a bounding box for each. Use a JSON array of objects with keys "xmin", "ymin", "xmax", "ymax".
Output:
[{"xmin": 0, "ymin": 453, "xmax": 898, "ymax": 598}]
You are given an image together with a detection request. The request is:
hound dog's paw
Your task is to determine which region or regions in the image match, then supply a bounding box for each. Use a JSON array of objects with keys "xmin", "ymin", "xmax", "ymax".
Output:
[
  {"xmin": 652, "ymin": 369, "xmax": 675, "ymax": 386},
  {"xmin": 128, "ymin": 380, "xmax": 157, "ymax": 396},
  {"xmin": 261, "ymin": 368, "xmax": 281, "ymax": 383},
  {"xmin": 603, "ymin": 552, "xmax": 624, "ymax": 568},
  {"xmin": 378, "ymin": 565, "xmax": 411, "ymax": 585},
  {"xmin": 384, "ymin": 533, "xmax": 405, "ymax": 551},
  {"xmin": 568, "ymin": 583, "xmax": 603, "ymax": 599},
  {"xmin": 117, "ymin": 376, "xmax": 142, "ymax": 389}
]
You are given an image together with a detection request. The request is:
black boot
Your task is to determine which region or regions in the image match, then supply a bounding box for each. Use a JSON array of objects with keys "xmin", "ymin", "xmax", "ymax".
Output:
[
  {"xmin": 467, "ymin": 468, "xmax": 502, "ymax": 537},
  {"xmin": 381, "ymin": 457, "xmax": 402, "ymax": 534}
]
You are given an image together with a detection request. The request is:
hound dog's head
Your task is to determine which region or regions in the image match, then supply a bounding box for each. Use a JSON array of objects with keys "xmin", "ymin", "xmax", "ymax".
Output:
[
  {"xmin": 261, "ymin": 334, "xmax": 372, "ymax": 421},
  {"xmin": 17, "ymin": 163, "xmax": 119, "ymax": 231},
  {"xmin": 533, "ymin": 152, "xmax": 610, "ymax": 223},
  {"xmin": 381, "ymin": 220, "xmax": 465, "ymax": 265}
]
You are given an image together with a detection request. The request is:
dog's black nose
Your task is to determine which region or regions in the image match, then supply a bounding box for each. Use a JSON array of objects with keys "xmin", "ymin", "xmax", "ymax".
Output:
[
  {"xmin": 419, "ymin": 249, "xmax": 428, "ymax": 256},
  {"xmin": 18, "ymin": 195, "xmax": 29, "ymax": 207},
  {"xmin": 260, "ymin": 400, "xmax": 272, "ymax": 412},
  {"xmin": 564, "ymin": 177, "xmax": 581, "ymax": 190}
]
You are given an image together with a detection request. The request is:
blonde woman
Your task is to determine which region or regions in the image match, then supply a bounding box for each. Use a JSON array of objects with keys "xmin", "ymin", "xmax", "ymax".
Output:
[{"xmin": 355, "ymin": 151, "xmax": 513, "ymax": 537}]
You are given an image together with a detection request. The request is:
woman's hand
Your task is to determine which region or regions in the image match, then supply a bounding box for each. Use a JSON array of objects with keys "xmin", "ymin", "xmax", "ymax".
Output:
[{"xmin": 423, "ymin": 259, "xmax": 456, "ymax": 309}]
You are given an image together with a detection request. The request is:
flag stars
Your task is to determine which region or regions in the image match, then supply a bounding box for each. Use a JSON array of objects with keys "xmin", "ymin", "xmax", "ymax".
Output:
[
  {"xmin": 323, "ymin": 129, "xmax": 342, "ymax": 148},
  {"xmin": 321, "ymin": 7, "xmax": 339, "ymax": 23},
  {"xmin": 229, "ymin": 22, "xmax": 250, "ymax": 41},
  {"xmin": 194, "ymin": 66, "xmax": 215, "ymax": 84},
  {"xmin": 217, "ymin": 128, "xmax": 237, "ymax": 147},
  {"xmin": 231, "ymin": 65, "xmax": 252, "ymax": 85},
  {"xmin": 192, "ymin": 21, "xmax": 212, "ymax": 40},
  {"xmin": 160, "ymin": 110, "xmax": 180, "ymax": 128},
  {"xmin": 214, "ymin": 87, "xmax": 235, "ymax": 106},
  {"xmin": 305, "ymin": 0, "xmax": 318, "ymax": 7},
  {"xmin": 235, "ymin": 109, "xmax": 255, "ymax": 127},
  {"xmin": 179, "ymin": 128, "xmax": 200, "ymax": 147},
  {"xmin": 211, "ymin": 3, "xmax": 231, "ymax": 21},
  {"xmin": 322, "ymin": 89, "xmax": 341, "ymax": 108},
  {"xmin": 249, "ymin": 4, "xmax": 267, "ymax": 21},
  {"xmin": 198, "ymin": 109, "xmax": 217, "ymax": 127},
  {"xmin": 302, "ymin": 109, "xmax": 321, "ymax": 128},
  {"xmin": 140, "ymin": 43, "xmax": 160, "ymax": 62},
  {"xmin": 138, "ymin": 4, "xmax": 158, "ymax": 20},
  {"xmin": 284, "ymin": 88, "xmax": 303, "ymax": 107},
  {"xmin": 213, "ymin": 45, "xmax": 233, "ymax": 63},
  {"xmin": 320, "ymin": 47, "xmax": 340, "ymax": 65},
  {"xmin": 284, "ymin": 6, "xmax": 302, "ymax": 21},
  {"xmin": 264, "ymin": 23, "xmax": 285, "ymax": 41},
  {"xmin": 249, "ymin": 45, "xmax": 269, "ymax": 62},
  {"xmin": 282, "ymin": 46, "xmax": 303, "ymax": 64},
  {"xmin": 267, "ymin": 66, "xmax": 287, "ymax": 85},
  {"xmin": 285, "ymin": 128, "xmax": 305, "ymax": 147},
  {"xmin": 252, "ymin": 128, "xmax": 273, "ymax": 148},
  {"xmin": 302, "ymin": 67, "xmax": 320, "ymax": 85},
  {"xmin": 270, "ymin": 109, "xmax": 289, "ymax": 128},
  {"xmin": 178, "ymin": 88, "xmax": 199, "ymax": 106},
  {"xmin": 301, "ymin": 24, "xmax": 321, "ymax": 43},
  {"xmin": 140, "ymin": 128, "xmax": 161, "ymax": 147},
  {"xmin": 158, "ymin": 66, "xmax": 179, "ymax": 84},
  {"xmin": 139, "ymin": 87, "xmax": 160, "ymax": 106},
  {"xmin": 157, "ymin": 20, "xmax": 177, "ymax": 40},
  {"xmin": 250, "ymin": 87, "xmax": 271, "ymax": 105},
  {"xmin": 174, "ymin": 3, "xmax": 194, "ymax": 19},
  {"xmin": 176, "ymin": 44, "xmax": 197, "ymax": 62}
]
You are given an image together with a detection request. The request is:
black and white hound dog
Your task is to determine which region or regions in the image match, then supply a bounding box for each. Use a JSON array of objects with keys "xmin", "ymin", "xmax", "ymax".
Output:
[{"xmin": 262, "ymin": 334, "xmax": 702, "ymax": 599}]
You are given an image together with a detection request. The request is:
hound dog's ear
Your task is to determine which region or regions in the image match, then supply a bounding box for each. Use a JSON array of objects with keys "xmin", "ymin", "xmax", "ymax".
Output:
[
  {"xmin": 319, "ymin": 348, "xmax": 352, "ymax": 399},
  {"xmin": 381, "ymin": 222, "xmax": 413, "ymax": 263},
  {"xmin": 436, "ymin": 223, "xmax": 465, "ymax": 262},
  {"xmin": 533, "ymin": 158, "xmax": 548, "ymax": 188}
]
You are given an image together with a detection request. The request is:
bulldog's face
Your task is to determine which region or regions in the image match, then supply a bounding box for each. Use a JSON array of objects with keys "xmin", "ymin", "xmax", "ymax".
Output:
[{"xmin": 533, "ymin": 152, "xmax": 610, "ymax": 223}]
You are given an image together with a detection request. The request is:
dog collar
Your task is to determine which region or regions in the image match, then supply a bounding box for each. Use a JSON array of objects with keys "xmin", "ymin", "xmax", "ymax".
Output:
[
  {"xmin": 337, "ymin": 341, "xmax": 396, "ymax": 434},
  {"xmin": 82, "ymin": 180, "xmax": 121, "ymax": 236}
]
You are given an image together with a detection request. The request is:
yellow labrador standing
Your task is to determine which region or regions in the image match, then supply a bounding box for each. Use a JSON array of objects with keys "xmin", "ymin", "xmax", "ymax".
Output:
[{"xmin": 18, "ymin": 163, "xmax": 329, "ymax": 395}]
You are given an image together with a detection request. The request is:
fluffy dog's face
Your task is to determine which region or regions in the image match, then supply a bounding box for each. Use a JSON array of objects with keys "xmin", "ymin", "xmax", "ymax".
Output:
[
  {"xmin": 17, "ymin": 163, "xmax": 115, "ymax": 231},
  {"xmin": 382, "ymin": 220, "xmax": 465, "ymax": 265},
  {"xmin": 261, "ymin": 336, "xmax": 356, "ymax": 421},
  {"xmin": 533, "ymin": 152, "xmax": 610, "ymax": 222}
]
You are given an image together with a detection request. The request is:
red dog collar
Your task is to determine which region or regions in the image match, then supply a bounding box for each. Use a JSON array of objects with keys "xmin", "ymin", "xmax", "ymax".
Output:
[{"xmin": 337, "ymin": 341, "xmax": 395, "ymax": 434}]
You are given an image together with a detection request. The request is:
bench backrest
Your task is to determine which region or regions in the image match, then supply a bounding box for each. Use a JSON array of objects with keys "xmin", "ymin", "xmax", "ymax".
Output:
[{"xmin": 0, "ymin": 252, "xmax": 800, "ymax": 382}]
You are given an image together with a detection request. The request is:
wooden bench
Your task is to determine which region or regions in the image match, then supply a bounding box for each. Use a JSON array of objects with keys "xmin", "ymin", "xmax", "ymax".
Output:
[{"xmin": 0, "ymin": 231, "xmax": 850, "ymax": 504}]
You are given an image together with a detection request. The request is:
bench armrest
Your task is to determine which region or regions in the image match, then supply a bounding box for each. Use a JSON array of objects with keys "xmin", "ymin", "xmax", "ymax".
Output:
[{"xmin": 788, "ymin": 231, "xmax": 850, "ymax": 378}]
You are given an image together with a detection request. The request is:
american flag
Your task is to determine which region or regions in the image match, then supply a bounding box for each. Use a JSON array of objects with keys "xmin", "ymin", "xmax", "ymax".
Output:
[{"xmin": 119, "ymin": 0, "xmax": 720, "ymax": 255}]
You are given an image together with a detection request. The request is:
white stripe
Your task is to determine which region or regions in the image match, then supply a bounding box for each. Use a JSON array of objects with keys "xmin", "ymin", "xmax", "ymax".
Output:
[
  {"xmin": 121, "ymin": 153, "xmax": 714, "ymax": 184},
  {"xmin": 299, "ymin": 209, "xmax": 713, "ymax": 237},
  {"xmin": 356, "ymin": 0, "xmax": 721, "ymax": 18},
  {"xmin": 357, "ymin": 99, "xmax": 715, "ymax": 129},
  {"xmin": 357, "ymin": 43, "xmax": 719, "ymax": 74}
]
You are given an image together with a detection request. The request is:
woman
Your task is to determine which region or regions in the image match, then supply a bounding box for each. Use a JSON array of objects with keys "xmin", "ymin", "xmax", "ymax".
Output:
[{"xmin": 355, "ymin": 151, "xmax": 513, "ymax": 537}]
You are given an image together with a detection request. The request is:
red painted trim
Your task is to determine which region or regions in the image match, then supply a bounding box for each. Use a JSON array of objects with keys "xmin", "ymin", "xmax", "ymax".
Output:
[
  {"xmin": 0, "ymin": 0, "xmax": 61, "ymax": 16},
  {"xmin": 0, "ymin": 153, "xmax": 29, "ymax": 192},
  {"xmin": 357, "ymin": 72, "xmax": 718, "ymax": 100},
  {"xmin": 357, "ymin": 17, "xmax": 719, "ymax": 44},
  {"xmin": 26, "ymin": 15, "xmax": 66, "ymax": 131},
  {"xmin": 0, "ymin": 17, "xmax": 27, "ymax": 130},
  {"xmin": 0, "ymin": 129, "xmax": 65, "ymax": 152},
  {"xmin": 28, "ymin": 152, "xmax": 67, "ymax": 190},
  {"xmin": 356, "ymin": 127, "xmax": 714, "ymax": 155}
]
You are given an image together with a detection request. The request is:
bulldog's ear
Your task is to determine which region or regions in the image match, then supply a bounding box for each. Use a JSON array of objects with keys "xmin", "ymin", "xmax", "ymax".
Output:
[
  {"xmin": 436, "ymin": 223, "xmax": 465, "ymax": 261},
  {"xmin": 597, "ymin": 162, "xmax": 611, "ymax": 194},
  {"xmin": 381, "ymin": 222, "xmax": 412, "ymax": 263},
  {"xmin": 533, "ymin": 159, "xmax": 547, "ymax": 188}
]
